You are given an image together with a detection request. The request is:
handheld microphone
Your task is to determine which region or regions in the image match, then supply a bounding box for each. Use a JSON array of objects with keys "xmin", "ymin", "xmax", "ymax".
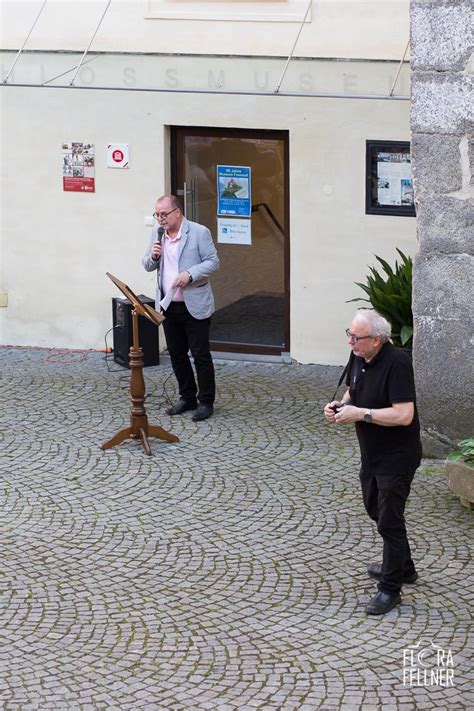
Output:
[{"xmin": 157, "ymin": 226, "xmax": 165, "ymax": 243}]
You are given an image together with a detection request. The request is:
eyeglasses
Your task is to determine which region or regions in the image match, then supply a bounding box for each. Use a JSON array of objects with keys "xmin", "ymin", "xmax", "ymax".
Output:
[
  {"xmin": 345, "ymin": 329, "xmax": 375, "ymax": 342},
  {"xmin": 153, "ymin": 207, "xmax": 179, "ymax": 221}
]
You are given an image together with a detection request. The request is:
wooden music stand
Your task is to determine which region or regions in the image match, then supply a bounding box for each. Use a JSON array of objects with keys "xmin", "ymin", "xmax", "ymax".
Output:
[{"xmin": 101, "ymin": 272, "xmax": 179, "ymax": 455}]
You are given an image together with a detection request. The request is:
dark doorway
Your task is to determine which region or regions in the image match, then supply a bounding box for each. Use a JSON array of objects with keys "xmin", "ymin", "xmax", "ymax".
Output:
[{"xmin": 172, "ymin": 127, "xmax": 289, "ymax": 355}]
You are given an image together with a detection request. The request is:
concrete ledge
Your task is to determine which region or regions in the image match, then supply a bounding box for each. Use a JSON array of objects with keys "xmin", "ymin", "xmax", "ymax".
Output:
[
  {"xmin": 445, "ymin": 459, "xmax": 474, "ymax": 509},
  {"xmin": 421, "ymin": 429, "xmax": 454, "ymax": 459}
]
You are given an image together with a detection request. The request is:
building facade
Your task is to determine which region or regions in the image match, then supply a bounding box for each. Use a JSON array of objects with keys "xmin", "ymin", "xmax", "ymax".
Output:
[{"xmin": 1, "ymin": 0, "xmax": 416, "ymax": 365}]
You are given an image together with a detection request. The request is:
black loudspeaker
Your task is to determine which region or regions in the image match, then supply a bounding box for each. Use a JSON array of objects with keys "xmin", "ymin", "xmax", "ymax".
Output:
[{"xmin": 112, "ymin": 295, "xmax": 160, "ymax": 368}]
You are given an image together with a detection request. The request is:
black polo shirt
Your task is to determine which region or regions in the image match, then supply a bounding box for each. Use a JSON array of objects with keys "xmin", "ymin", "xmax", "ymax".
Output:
[{"xmin": 345, "ymin": 342, "xmax": 422, "ymax": 474}]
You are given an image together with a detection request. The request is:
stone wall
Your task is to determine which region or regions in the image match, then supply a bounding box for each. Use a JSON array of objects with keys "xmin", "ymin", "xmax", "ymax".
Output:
[{"xmin": 411, "ymin": 0, "xmax": 474, "ymax": 457}]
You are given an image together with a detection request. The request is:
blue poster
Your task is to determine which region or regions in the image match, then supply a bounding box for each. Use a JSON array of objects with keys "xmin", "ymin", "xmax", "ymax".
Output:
[{"xmin": 217, "ymin": 165, "xmax": 251, "ymax": 217}]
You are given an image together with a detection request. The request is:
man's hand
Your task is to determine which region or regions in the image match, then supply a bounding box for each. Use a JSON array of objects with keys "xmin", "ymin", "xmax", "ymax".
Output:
[
  {"xmin": 334, "ymin": 405, "xmax": 363, "ymax": 424},
  {"xmin": 173, "ymin": 271, "xmax": 192, "ymax": 288},
  {"xmin": 324, "ymin": 401, "xmax": 344, "ymax": 422},
  {"xmin": 151, "ymin": 241, "xmax": 162, "ymax": 261}
]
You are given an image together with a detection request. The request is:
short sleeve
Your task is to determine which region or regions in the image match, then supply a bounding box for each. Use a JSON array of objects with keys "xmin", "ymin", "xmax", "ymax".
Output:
[{"xmin": 387, "ymin": 357, "xmax": 416, "ymax": 404}]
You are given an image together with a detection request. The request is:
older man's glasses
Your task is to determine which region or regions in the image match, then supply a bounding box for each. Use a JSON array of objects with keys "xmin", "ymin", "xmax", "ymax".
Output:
[
  {"xmin": 345, "ymin": 329, "xmax": 375, "ymax": 342},
  {"xmin": 153, "ymin": 207, "xmax": 179, "ymax": 221}
]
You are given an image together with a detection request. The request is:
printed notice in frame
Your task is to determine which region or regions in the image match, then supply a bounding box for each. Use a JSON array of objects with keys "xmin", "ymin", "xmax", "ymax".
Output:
[
  {"xmin": 62, "ymin": 142, "xmax": 95, "ymax": 192},
  {"xmin": 376, "ymin": 151, "xmax": 412, "ymax": 206},
  {"xmin": 218, "ymin": 218, "xmax": 251, "ymax": 245},
  {"xmin": 217, "ymin": 165, "xmax": 251, "ymax": 217}
]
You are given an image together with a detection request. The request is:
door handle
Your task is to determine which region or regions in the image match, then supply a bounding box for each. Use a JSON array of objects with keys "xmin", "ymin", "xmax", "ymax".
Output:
[{"xmin": 177, "ymin": 181, "xmax": 196, "ymax": 220}]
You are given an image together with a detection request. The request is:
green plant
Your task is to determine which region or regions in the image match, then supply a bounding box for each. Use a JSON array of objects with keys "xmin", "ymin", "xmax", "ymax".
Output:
[
  {"xmin": 446, "ymin": 438, "xmax": 474, "ymax": 469},
  {"xmin": 347, "ymin": 249, "xmax": 413, "ymax": 348}
]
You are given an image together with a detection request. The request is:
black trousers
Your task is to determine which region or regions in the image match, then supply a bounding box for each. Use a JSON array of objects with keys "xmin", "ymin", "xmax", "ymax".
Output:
[
  {"xmin": 360, "ymin": 467, "xmax": 417, "ymax": 594},
  {"xmin": 162, "ymin": 301, "xmax": 215, "ymax": 406}
]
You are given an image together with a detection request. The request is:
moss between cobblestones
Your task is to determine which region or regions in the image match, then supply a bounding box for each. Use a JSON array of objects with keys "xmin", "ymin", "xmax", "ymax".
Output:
[{"xmin": 418, "ymin": 464, "xmax": 444, "ymax": 477}]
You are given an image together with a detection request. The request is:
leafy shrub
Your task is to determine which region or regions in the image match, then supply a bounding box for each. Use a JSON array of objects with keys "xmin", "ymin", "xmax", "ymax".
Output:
[
  {"xmin": 348, "ymin": 249, "xmax": 413, "ymax": 348},
  {"xmin": 447, "ymin": 438, "xmax": 474, "ymax": 469}
]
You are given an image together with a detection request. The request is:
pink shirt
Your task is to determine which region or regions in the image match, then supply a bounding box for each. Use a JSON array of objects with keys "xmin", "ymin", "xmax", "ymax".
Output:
[{"xmin": 161, "ymin": 222, "xmax": 184, "ymax": 302}]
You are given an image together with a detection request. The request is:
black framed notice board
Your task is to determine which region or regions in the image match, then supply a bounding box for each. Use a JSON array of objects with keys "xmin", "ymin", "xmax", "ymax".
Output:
[{"xmin": 366, "ymin": 140, "xmax": 415, "ymax": 217}]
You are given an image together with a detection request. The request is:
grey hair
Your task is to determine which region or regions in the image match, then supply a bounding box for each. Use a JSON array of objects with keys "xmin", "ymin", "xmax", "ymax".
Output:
[
  {"xmin": 353, "ymin": 309, "xmax": 391, "ymax": 342},
  {"xmin": 157, "ymin": 194, "xmax": 183, "ymax": 211}
]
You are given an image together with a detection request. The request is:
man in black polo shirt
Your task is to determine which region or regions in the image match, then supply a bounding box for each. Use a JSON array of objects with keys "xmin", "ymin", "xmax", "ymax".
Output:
[{"xmin": 324, "ymin": 309, "xmax": 422, "ymax": 615}]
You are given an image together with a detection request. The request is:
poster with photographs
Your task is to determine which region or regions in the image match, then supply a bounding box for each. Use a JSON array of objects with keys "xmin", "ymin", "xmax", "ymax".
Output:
[
  {"xmin": 217, "ymin": 165, "xmax": 251, "ymax": 217},
  {"xmin": 366, "ymin": 141, "xmax": 415, "ymax": 216},
  {"xmin": 62, "ymin": 142, "xmax": 95, "ymax": 192}
]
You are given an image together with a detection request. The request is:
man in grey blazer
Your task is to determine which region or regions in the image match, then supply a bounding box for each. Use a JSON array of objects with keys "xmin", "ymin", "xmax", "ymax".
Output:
[{"xmin": 142, "ymin": 195, "xmax": 220, "ymax": 421}]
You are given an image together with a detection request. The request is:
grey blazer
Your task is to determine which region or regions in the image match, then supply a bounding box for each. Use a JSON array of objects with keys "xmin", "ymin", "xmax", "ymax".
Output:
[{"xmin": 142, "ymin": 217, "xmax": 220, "ymax": 320}]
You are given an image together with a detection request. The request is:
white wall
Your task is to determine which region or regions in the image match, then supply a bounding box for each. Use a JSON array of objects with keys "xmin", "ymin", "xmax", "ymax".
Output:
[
  {"xmin": 0, "ymin": 65, "xmax": 416, "ymax": 364},
  {"xmin": 1, "ymin": 0, "xmax": 410, "ymax": 60},
  {"xmin": 290, "ymin": 99, "xmax": 415, "ymax": 363}
]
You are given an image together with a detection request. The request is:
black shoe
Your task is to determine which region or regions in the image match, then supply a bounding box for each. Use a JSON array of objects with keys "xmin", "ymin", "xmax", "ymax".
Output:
[
  {"xmin": 367, "ymin": 563, "xmax": 418, "ymax": 585},
  {"xmin": 366, "ymin": 591, "xmax": 401, "ymax": 616},
  {"xmin": 166, "ymin": 399, "xmax": 197, "ymax": 416},
  {"xmin": 192, "ymin": 403, "xmax": 213, "ymax": 422}
]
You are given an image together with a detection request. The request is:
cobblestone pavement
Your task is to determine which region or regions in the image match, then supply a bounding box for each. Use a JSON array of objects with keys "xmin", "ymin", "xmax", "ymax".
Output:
[{"xmin": 1, "ymin": 347, "xmax": 472, "ymax": 710}]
